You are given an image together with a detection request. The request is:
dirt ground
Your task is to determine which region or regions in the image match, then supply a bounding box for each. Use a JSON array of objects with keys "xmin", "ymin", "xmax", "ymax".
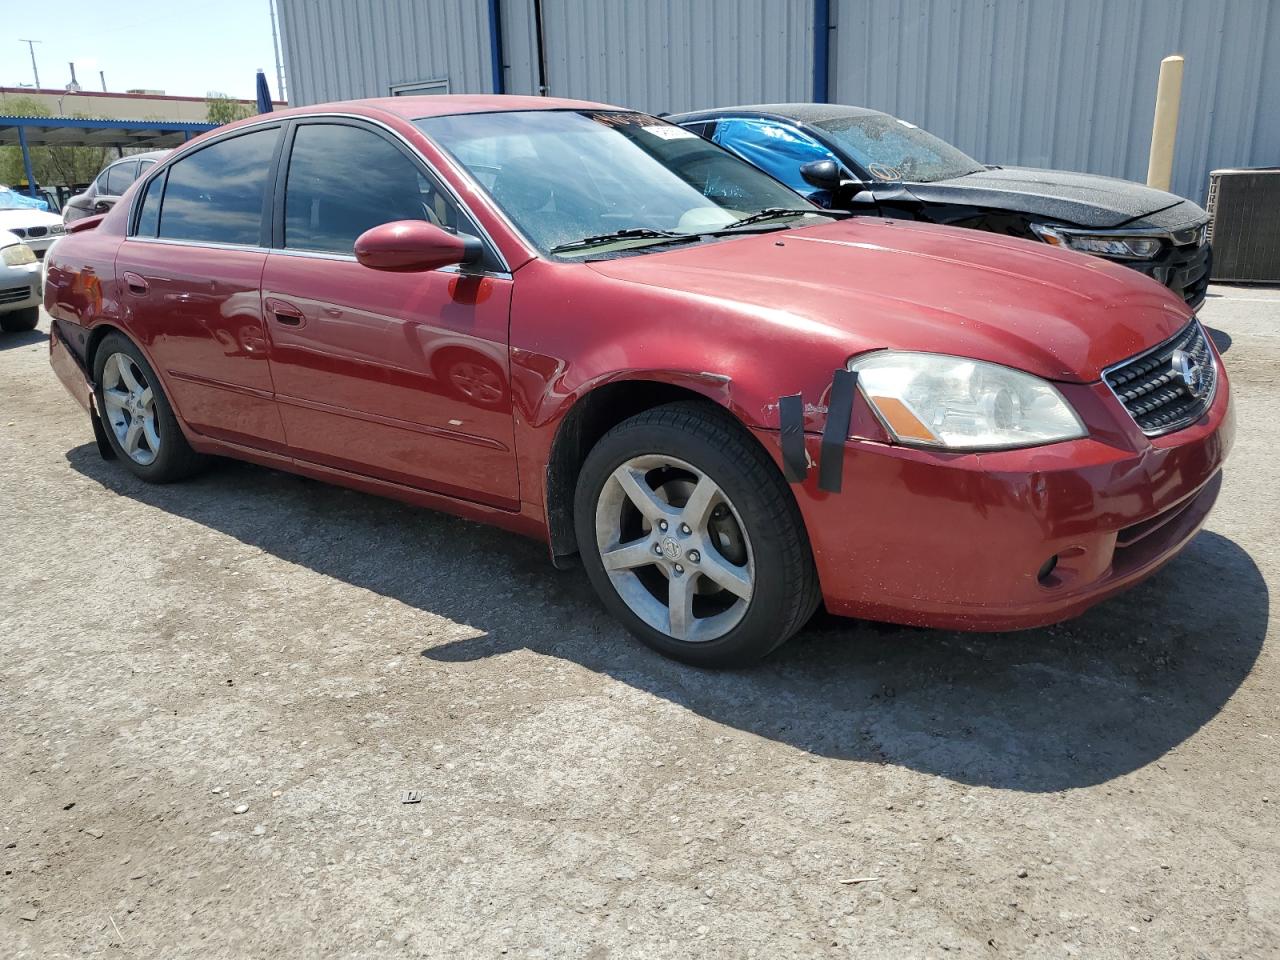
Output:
[{"xmin": 2, "ymin": 287, "xmax": 1277, "ymax": 959}]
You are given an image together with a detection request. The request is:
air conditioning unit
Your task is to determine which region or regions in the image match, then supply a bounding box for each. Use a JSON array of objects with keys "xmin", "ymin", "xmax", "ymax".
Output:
[{"xmin": 1206, "ymin": 168, "xmax": 1280, "ymax": 282}]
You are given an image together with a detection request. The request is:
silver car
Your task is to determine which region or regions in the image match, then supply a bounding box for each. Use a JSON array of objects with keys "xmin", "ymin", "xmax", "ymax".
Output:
[
  {"xmin": 62, "ymin": 150, "xmax": 169, "ymax": 224},
  {"xmin": 0, "ymin": 229, "xmax": 41, "ymax": 333}
]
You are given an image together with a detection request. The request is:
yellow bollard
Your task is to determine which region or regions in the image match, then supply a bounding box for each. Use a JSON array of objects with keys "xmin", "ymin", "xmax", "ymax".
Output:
[{"xmin": 1147, "ymin": 54, "xmax": 1185, "ymax": 192}]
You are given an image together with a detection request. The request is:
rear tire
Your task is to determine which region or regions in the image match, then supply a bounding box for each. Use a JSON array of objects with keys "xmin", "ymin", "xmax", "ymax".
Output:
[
  {"xmin": 92, "ymin": 332, "xmax": 208, "ymax": 483},
  {"xmin": 574, "ymin": 402, "xmax": 820, "ymax": 667},
  {"xmin": 0, "ymin": 306, "xmax": 38, "ymax": 333}
]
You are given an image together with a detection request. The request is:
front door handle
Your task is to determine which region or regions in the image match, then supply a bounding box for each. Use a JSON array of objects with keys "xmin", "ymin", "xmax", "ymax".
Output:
[
  {"xmin": 265, "ymin": 297, "xmax": 305, "ymax": 327},
  {"xmin": 123, "ymin": 272, "xmax": 149, "ymax": 295}
]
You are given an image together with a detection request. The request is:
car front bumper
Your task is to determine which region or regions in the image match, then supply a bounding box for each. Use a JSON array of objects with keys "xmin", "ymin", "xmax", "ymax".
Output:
[
  {"xmin": 763, "ymin": 355, "xmax": 1233, "ymax": 632},
  {"xmin": 0, "ymin": 261, "xmax": 41, "ymax": 312}
]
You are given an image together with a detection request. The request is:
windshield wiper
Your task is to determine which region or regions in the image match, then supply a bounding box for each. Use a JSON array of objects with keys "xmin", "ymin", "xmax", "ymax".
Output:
[
  {"xmin": 714, "ymin": 207, "xmax": 845, "ymax": 231},
  {"xmin": 550, "ymin": 228, "xmax": 700, "ymax": 255}
]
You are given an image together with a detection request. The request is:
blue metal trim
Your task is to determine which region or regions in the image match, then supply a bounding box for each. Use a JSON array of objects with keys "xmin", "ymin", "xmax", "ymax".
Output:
[
  {"xmin": 812, "ymin": 0, "xmax": 830, "ymax": 103},
  {"xmin": 487, "ymin": 0, "xmax": 505, "ymax": 95},
  {"xmin": 17, "ymin": 125, "xmax": 36, "ymax": 197},
  {"xmin": 0, "ymin": 115, "xmax": 217, "ymax": 134}
]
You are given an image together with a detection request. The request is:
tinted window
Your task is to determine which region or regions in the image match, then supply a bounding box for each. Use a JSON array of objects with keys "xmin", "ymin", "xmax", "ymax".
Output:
[
  {"xmin": 711, "ymin": 118, "xmax": 840, "ymax": 197},
  {"xmin": 158, "ymin": 128, "xmax": 278, "ymax": 245},
  {"xmin": 104, "ymin": 161, "xmax": 138, "ymax": 196},
  {"xmin": 134, "ymin": 172, "xmax": 164, "ymax": 237},
  {"xmin": 139, "ymin": 159, "xmax": 157, "ymax": 173},
  {"xmin": 284, "ymin": 123, "xmax": 460, "ymax": 254}
]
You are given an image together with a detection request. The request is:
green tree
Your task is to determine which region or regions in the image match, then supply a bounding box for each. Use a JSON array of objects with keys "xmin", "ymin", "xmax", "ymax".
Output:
[
  {"xmin": 205, "ymin": 93, "xmax": 254, "ymax": 124},
  {"xmin": 0, "ymin": 94, "xmax": 111, "ymax": 190}
]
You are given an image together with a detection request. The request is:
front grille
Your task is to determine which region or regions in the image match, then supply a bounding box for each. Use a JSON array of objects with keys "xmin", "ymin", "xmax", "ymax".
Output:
[
  {"xmin": 0, "ymin": 284, "xmax": 32, "ymax": 305},
  {"xmin": 26, "ymin": 226, "xmax": 48, "ymax": 238},
  {"xmin": 1104, "ymin": 321, "xmax": 1217, "ymax": 436},
  {"xmin": 8, "ymin": 227, "xmax": 26, "ymax": 238}
]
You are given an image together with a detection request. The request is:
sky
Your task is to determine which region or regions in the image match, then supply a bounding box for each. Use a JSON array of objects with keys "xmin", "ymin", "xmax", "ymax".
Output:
[{"xmin": 1, "ymin": 0, "xmax": 282, "ymax": 101}]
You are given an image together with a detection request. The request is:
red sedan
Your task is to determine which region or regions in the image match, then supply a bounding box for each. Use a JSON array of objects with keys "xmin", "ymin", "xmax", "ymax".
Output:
[{"xmin": 45, "ymin": 96, "xmax": 1232, "ymax": 666}]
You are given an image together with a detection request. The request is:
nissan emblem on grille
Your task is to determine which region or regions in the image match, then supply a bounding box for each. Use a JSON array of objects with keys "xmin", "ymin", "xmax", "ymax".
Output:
[{"xmin": 1104, "ymin": 321, "xmax": 1217, "ymax": 437}]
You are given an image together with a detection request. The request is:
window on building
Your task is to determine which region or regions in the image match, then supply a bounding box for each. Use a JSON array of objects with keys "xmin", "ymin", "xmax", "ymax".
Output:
[
  {"xmin": 283, "ymin": 123, "xmax": 466, "ymax": 254},
  {"xmin": 157, "ymin": 128, "xmax": 279, "ymax": 245}
]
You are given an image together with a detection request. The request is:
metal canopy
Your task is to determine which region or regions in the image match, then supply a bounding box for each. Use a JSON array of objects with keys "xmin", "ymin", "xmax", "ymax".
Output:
[{"xmin": 1, "ymin": 115, "xmax": 218, "ymax": 196}]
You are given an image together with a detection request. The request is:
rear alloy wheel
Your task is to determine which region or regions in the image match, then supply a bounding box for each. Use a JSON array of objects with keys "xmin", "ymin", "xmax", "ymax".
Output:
[
  {"xmin": 92, "ymin": 332, "xmax": 207, "ymax": 483},
  {"xmin": 575, "ymin": 402, "xmax": 819, "ymax": 666}
]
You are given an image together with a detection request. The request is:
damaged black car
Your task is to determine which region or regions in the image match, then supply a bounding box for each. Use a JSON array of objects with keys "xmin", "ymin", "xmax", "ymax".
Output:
[{"xmin": 669, "ymin": 103, "xmax": 1211, "ymax": 309}]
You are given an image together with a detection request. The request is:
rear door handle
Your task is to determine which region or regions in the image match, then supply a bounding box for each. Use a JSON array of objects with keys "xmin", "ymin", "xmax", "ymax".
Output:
[
  {"xmin": 123, "ymin": 272, "xmax": 149, "ymax": 295},
  {"xmin": 265, "ymin": 297, "xmax": 305, "ymax": 327}
]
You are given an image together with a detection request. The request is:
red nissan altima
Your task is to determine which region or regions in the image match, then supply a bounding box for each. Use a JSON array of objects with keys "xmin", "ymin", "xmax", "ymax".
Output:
[{"xmin": 45, "ymin": 96, "xmax": 1232, "ymax": 666}]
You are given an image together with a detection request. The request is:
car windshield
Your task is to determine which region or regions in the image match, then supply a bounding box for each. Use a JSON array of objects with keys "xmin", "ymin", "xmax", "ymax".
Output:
[
  {"xmin": 416, "ymin": 110, "xmax": 831, "ymax": 257},
  {"xmin": 813, "ymin": 114, "xmax": 985, "ymax": 183}
]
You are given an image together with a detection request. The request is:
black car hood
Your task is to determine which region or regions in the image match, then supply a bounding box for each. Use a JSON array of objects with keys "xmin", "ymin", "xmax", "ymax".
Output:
[{"xmin": 901, "ymin": 165, "xmax": 1195, "ymax": 229}]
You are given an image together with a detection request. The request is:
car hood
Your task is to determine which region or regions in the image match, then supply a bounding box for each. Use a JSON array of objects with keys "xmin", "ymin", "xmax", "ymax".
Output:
[
  {"xmin": 0, "ymin": 207, "xmax": 61, "ymax": 227},
  {"xmin": 588, "ymin": 218, "xmax": 1193, "ymax": 383},
  {"xmin": 907, "ymin": 165, "xmax": 1196, "ymax": 229}
]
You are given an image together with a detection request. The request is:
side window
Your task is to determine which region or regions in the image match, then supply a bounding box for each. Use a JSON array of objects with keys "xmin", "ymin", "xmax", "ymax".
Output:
[
  {"xmin": 139, "ymin": 159, "xmax": 157, "ymax": 174},
  {"xmin": 284, "ymin": 123, "xmax": 466, "ymax": 254},
  {"xmin": 92, "ymin": 170, "xmax": 110, "ymax": 195},
  {"xmin": 104, "ymin": 161, "xmax": 138, "ymax": 196},
  {"xmin": 158, "ymin": 128, "xmax": 279, "ymax": 245},
  {"xmin": 134, "ymin": 171, "xmax": 164, "ymax": 238},
  {"xmin": 711, "ymin": 118, "xmax": 840, "ymax": 197}
]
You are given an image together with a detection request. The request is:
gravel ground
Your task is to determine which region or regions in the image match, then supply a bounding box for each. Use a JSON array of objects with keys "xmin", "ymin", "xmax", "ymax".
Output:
[{"xmin": 2, "ymin": 288, "xmax": 1278, "ymax": 959}]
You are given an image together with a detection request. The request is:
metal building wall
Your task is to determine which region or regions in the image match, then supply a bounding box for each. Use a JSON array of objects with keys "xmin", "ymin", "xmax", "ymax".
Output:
[
  {"xmin": 831, "ymin": 0, "xmax": 1278, "ymax": 202},
  {"xmin": 532, "ymin": 0, "xmax": 815, "ymax": 113},
  {"xmin": 277, "ymin": 0, "xmax": 499, "ymax": 105}
]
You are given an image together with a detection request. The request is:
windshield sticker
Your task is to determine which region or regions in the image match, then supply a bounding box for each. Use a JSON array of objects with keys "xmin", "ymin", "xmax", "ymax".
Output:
[{"xmin": 641, "ymin": 124, "xmax": 698, "ymax": 140}]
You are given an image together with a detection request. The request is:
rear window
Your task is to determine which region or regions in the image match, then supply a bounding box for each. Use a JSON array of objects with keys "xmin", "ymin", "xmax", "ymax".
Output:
[
  {"xmin": 104, "ymin": 161, "xmax": 138, "ymax": 196},
  {"xmin": 157, "ymin": 129, "xmax": 279, "ymax": 246}
]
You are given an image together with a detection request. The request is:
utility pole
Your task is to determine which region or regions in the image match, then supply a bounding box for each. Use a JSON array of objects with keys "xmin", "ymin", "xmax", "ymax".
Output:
[
  {"xmin": 268, "ymin": 0, "xmax": 287, "ymax": 102},
  {"xmin": 100, "ymin": 70, "xmax": 108, "ymax": 92},
  {"xmin": 18, "ymin": 39, "xmax": 42, "ymax": 89}
]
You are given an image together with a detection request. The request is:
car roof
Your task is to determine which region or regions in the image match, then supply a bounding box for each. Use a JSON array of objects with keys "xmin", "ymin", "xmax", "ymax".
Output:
[
  {"xmin": 241, "ymin": 94, "xmax": 619, "ymax": 125},
  {"xmin": 669, "ymin": 102, "xmax": 889, "ymax": 125}
]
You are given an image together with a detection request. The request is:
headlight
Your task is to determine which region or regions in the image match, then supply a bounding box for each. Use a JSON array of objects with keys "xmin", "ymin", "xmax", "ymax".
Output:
[
  {"xmin": 1, "ymin": 243, "xmax": 37, "ymax": 267},
  {"xmin": 49, "ymin": 223, "xmax": 65, "ymax": 235},
  {"xmin": 1030, "ymin": 223, "xmax": 1162, "ymax": 259},
  {"xmin": 848, "ymin": 351, "xmax": 1086, "ymax": 450}
]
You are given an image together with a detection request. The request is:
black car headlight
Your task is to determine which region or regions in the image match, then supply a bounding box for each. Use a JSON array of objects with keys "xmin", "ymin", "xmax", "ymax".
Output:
[{"xmin": 1031, "ymin": 223, "xmax": 1162, "ymax": 260}]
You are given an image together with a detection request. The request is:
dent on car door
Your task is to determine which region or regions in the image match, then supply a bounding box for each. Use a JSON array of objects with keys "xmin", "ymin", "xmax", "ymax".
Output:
[
  {"xmin": 260, "ymin": 120, "xmax": 518, "ymax": 508},
  {"xmin": 118, "ymin": 126, "xmax": 287, "ymax": 450}
]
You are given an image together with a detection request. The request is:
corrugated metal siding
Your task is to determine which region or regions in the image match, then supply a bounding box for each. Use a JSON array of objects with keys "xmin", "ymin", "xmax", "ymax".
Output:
[
  {"xmin": 831, "ymin": 0, "xmax": 1279, "ymax": 202},
  {"xmin": 537, "ymin": 0, "xmax": 814, "ymax": 114},
  {"xmin": 277, "ymin": 0, "xmax": 498, "ymax": 105},
  {"xmin": 278, "ymin": 0, "xmax": 1274, "ymax": 203}
]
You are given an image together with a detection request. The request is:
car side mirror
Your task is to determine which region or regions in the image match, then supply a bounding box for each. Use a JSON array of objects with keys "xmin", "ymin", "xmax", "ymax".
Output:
[
  {"xmin": 354, "ymin": 220, "xmax": 483, "ymax": 273},
  {"xmin": 800, "ymin": 159, "xmax": 863, "ymax": 193}
]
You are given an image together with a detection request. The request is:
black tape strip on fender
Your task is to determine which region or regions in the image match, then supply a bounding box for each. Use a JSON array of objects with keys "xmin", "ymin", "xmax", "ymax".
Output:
[
  {"xmin": 818, "ymin": 369, "xmax": 857, "ymax": 493},
  {"xmin": 779, "ymin": 393, "xmax": 807, "ymax": 483}
]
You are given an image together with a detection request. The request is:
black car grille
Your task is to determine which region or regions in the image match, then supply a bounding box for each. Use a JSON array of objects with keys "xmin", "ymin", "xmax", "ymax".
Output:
[
  {"xmin": 26, "ymin": 226, "xmax": 48, "ymax": 238},
  {"xmin": 0, "ymin": 284, "xmax": 32, "ymax": 305},
  {"xmin": 1104, "ymin": 321, "xmax": 1217, "ymax": 436}
]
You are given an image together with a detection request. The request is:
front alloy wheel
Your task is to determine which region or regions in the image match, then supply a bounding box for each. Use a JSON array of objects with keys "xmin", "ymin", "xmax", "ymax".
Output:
[{"xmin": 575, "ymin": 402, "xmax": 820, "ymax": 666}]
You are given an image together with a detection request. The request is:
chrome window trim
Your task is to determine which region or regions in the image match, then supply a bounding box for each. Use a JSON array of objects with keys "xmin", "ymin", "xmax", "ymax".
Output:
[
  {"xmin": 126, "ymin": 111, "xmax": 511, "ymax": 275},
  {"xmin": 124, "ymin": 236, "xmax": 269, "ymax": 255},
  {"xmin": 267, "ymin": 245, "xmax": 513, "ymax": 280},
  {"xmin": 1101, "ymin": 318, "xmax": 1218, "ymax": 438}
]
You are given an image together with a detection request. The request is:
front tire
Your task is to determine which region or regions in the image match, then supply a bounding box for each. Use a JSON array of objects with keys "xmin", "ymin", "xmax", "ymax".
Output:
[
  {"xmin": 93, "ymin": 332, "xmax": 207, "ymax": 482},
  {"xmin": 0, "ymin": 306, "xmax": 39, "ymax": 333},
  {"xmin": 574, "ymin": 402, "xmax": 820, "ymax": 667}
]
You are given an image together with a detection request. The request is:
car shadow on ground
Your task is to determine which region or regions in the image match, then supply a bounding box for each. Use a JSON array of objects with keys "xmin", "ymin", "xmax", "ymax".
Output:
[
  {"xmin": 67, "ymin": 444, "xmax": 1268, "ymax": 794},
  {"xmin": 0, "ymin": 327, "xmax": 46, "ymax": 351},
  {"xmin": 1204, "ymin": 326, "xmax": 1233, "ymax": 354}
]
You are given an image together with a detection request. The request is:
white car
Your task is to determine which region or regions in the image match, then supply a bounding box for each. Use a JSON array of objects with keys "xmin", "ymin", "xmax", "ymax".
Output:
[
  {"xmin": 0, "ymin": 190, "xmax": 65, "ymax": 258},
  {"xmin": 0, "ymin": 229, "xmax": 41, "ymax": 333}
]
